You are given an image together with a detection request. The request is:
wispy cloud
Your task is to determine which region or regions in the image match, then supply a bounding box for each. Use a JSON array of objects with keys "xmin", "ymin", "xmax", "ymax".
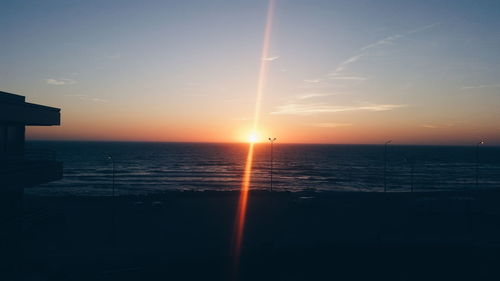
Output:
[
  {"xmin": 311, "ymin": 123, "xmax": 352, "ymax": 128},
  {"xmin": 357, "ymin": 22, "xmax": 440, "ymax": 53},
  {"xmin": 329, "ymin": 76, "xmax": 367, "ymax": 81},
  {"xmin": 65, "ymin": 94, "xmax": 107, "ymax": 103},
  {"xmin": 461, "ymin": 84, "xmax": 500, "ymax": 90},
  {"xmin": 297, "ymin": 92, "xmax": 337, "ymax": 100},
  {"xmin": 327, "ymin": 21, "xmax": 441, "ymax": 79},
  {"xmin": 46, "ymin": 78, "xmax": 76, "ymax": 85},
  {"xmin": 356, "ymin": 34, "xmax": 403, "ymax": 53},
  {"xmin": 65, "ymin": 94, "xmax": 87, "ymax": 98},
  {"xmin": 328, "ymin": 54, "xmax": 365, "ymax": 77},
  {"xmin": 262, "ymin": 56, "xmax": 279, "ymax": 61},
  {"xmin": 420, "ymin": 122, "xmax": 460, "ymax": 129},
  {"xmin": 271, "ymin": 103, "xmax": 407, "ymax": 115},
  {"xmin": 90, "ymin": 98, "xmax": 108, "ymax": 103},
  {"xmin": 288, "ymin": 23, "xmax": 437, "ymax": 117},
  {"xmin": 420, "ymin": 124, "xmax": 439, "ymax": 129},
  {"xmin": 299, "ymin": 82, "xmax": 331, "ymax": 90}
]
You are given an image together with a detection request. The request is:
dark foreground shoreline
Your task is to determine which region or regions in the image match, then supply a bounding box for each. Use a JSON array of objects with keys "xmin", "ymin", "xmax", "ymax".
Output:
[{"xmin": 4, "ymin": 190, "xmax": 500, "ymax": 280}]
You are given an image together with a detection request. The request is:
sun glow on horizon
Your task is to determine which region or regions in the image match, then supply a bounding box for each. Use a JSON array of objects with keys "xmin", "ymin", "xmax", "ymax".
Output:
[{"xmin": 247, "ymin": 132, "xmax": 260, "ymax": 143}]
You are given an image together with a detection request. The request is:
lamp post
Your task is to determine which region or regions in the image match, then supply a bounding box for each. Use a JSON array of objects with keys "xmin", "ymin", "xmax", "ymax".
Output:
[
  {"xmin": 268, "ymin": 138, "xmax": 277, "ymax": 192},
  {"xmin": 405, "ymin": 156, "xmax": 414, "ymax": 193},
  {"xmin": 384, "ymin": 140, "xmax": 392, "ymax": 193},
  {"xmin": 108, "ymin": 155, "xmax": 115, "ymax": 197},
  {"xmin": 475, "ymin": 140, "xmax": 485, "ymax": 190},
  {"xmin": 107, "ymin": 155, "xmax": 116, "ymax": 245},
  {"xmin": 410, "ymin": 158, "xmax": 414, "ymax": 193}
]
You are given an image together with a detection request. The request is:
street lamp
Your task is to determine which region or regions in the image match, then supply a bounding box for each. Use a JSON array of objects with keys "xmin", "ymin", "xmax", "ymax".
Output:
[
  {"xmin": 107, "ymin": 155, "xmax": 116, "ymax": 245},
  {"xmin": 475, "ymin": 140, "xmax": 485, "ymax": 190},
  {"xmin": 108, "ymin": 155, "xmax": 115, "ymax": 197},
  {"xmin": 405, "ymin": 156, "xmax": 415, "ymax": 193},
  {"xmin": 268, "ymin": 138, "xmax": 277, "ymax": 192},
  {"xmin": 384, "ymin": 140, "xmax": 392, "ymax": 193},
  {"xmin": 410, "ymin": 158, "xmax": 415, "ymax": 193}
]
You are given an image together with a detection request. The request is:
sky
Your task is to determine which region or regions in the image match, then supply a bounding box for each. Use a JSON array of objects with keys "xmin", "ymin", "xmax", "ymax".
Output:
[{"xmin": 1, "ymin": 0, "xmax": 500, "ymax": 144}]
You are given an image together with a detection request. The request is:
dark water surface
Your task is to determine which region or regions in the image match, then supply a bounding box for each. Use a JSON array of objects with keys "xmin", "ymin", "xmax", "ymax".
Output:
[{"xmin": 26, "ymin": 141, "xmax": 500, "ymax": 195}]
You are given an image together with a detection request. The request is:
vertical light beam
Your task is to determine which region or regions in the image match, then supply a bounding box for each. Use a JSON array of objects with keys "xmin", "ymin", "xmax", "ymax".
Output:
[
  {"xmin": 252, "ymin": 0, "xmax": 276, "ymax": 134},
  {"xmin": 233, "ymin": 142, "xmax": 254, "ymax": 259},
  {"xmin": 232, "ymin": 0, "xmax": 276, "ymax": 275}
]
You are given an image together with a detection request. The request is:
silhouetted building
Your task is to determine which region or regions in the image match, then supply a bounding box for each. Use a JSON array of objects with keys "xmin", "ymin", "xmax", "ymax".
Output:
[
  {"xmin": 0, "ymin": 91, "xmax": 62, "ymax": 278},
  {"xmin": 0, "ymin": 91, "xmax": 62, "ymax": 190}
]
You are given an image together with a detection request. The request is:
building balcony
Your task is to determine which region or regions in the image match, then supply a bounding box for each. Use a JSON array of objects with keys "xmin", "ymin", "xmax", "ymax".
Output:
[{"xmin": 0, "ymin": 91, "xmax": 60, "ymax": 126}]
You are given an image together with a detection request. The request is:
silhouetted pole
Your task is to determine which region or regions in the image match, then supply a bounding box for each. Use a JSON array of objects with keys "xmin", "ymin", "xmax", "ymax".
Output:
[
  {"xmin": 405, "ymin": 156, "xmax": 414, "ymax": 193},
  {"xmin": 110, "ymin": 156, "xmax": 115, "ymax": 197},
  {"xmin": 405, "ymin": 157, "xmax": 415, "ymax": 192},
  {"xmin": 384, "ymin": 140, "xmax": 392, "ymax": 192},
  {"xmin": 268, "ymin": 138, "xmax": 276, "ymax": 192},
  {"xmin": 475, "ymin": 140, "xmax": 485, "ymax": 190},
  {"xmin": 108, "ymin": 155, "xmax": 116, "ymax": 245},
  {"xmin": 410, "ymin": 159, "xmax": 414, "ymax": 193}
]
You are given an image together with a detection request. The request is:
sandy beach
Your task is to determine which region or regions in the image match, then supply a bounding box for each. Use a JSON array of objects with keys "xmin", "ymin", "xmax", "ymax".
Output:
[{"xmin": 2, "ymin": 190, "xmax": 499, "ymax": 280}]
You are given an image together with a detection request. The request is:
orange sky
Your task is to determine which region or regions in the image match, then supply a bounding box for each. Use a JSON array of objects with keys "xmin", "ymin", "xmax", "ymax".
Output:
[{"xmin": 4, "ymin": 0, "xmax": 500, "ymax": 145}]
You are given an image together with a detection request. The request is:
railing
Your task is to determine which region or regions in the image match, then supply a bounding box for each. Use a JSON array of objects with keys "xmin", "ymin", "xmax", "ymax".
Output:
[{"xmin": 264, "ymin": 159, "xmax": 500, "ymax": 192}]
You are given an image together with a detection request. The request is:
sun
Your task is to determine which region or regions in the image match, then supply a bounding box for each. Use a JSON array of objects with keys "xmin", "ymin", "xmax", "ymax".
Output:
[{"xmin": 247, "ymin": 132, "xmax": 259, "ymax": 143}]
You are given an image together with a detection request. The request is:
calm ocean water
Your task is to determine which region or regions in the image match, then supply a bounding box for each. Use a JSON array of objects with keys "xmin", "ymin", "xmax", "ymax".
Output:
[{"xmin": 25, "ymin": 141, "xmax": 500, "ymax": 196}]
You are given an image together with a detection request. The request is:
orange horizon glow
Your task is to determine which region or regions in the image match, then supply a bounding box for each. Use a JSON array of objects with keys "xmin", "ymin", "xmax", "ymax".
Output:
[
  {"xmin": 27, "ymin": 125, "xmax": 499, "ymax": 146},
  {"xmin": 9, "ymin": 0, "xmax": 500, "ymax": 147}
]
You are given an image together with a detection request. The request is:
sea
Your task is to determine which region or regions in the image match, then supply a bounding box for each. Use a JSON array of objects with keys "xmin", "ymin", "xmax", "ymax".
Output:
[{"xmin": 25, "ymin": 141, "xmax": 500, "ymax": 196}]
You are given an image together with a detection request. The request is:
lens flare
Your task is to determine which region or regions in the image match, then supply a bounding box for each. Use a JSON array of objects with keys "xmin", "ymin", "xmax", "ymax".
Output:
[
  {"xmin": 248, "ymin": 132, "xmax": 259, "ymax": 143},
  {"xmin": 232, "ymin": 0, "xmax": 276, "ymax": 275},
  {"xmin": 233, "ymin": 142, "xmax": 254, "ymax": 260}
]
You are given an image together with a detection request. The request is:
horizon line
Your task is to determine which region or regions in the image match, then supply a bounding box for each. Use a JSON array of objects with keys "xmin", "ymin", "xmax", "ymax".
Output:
[{"xmin": 25, "ymin": 139, "xmax": 499, "ymax": 147}]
